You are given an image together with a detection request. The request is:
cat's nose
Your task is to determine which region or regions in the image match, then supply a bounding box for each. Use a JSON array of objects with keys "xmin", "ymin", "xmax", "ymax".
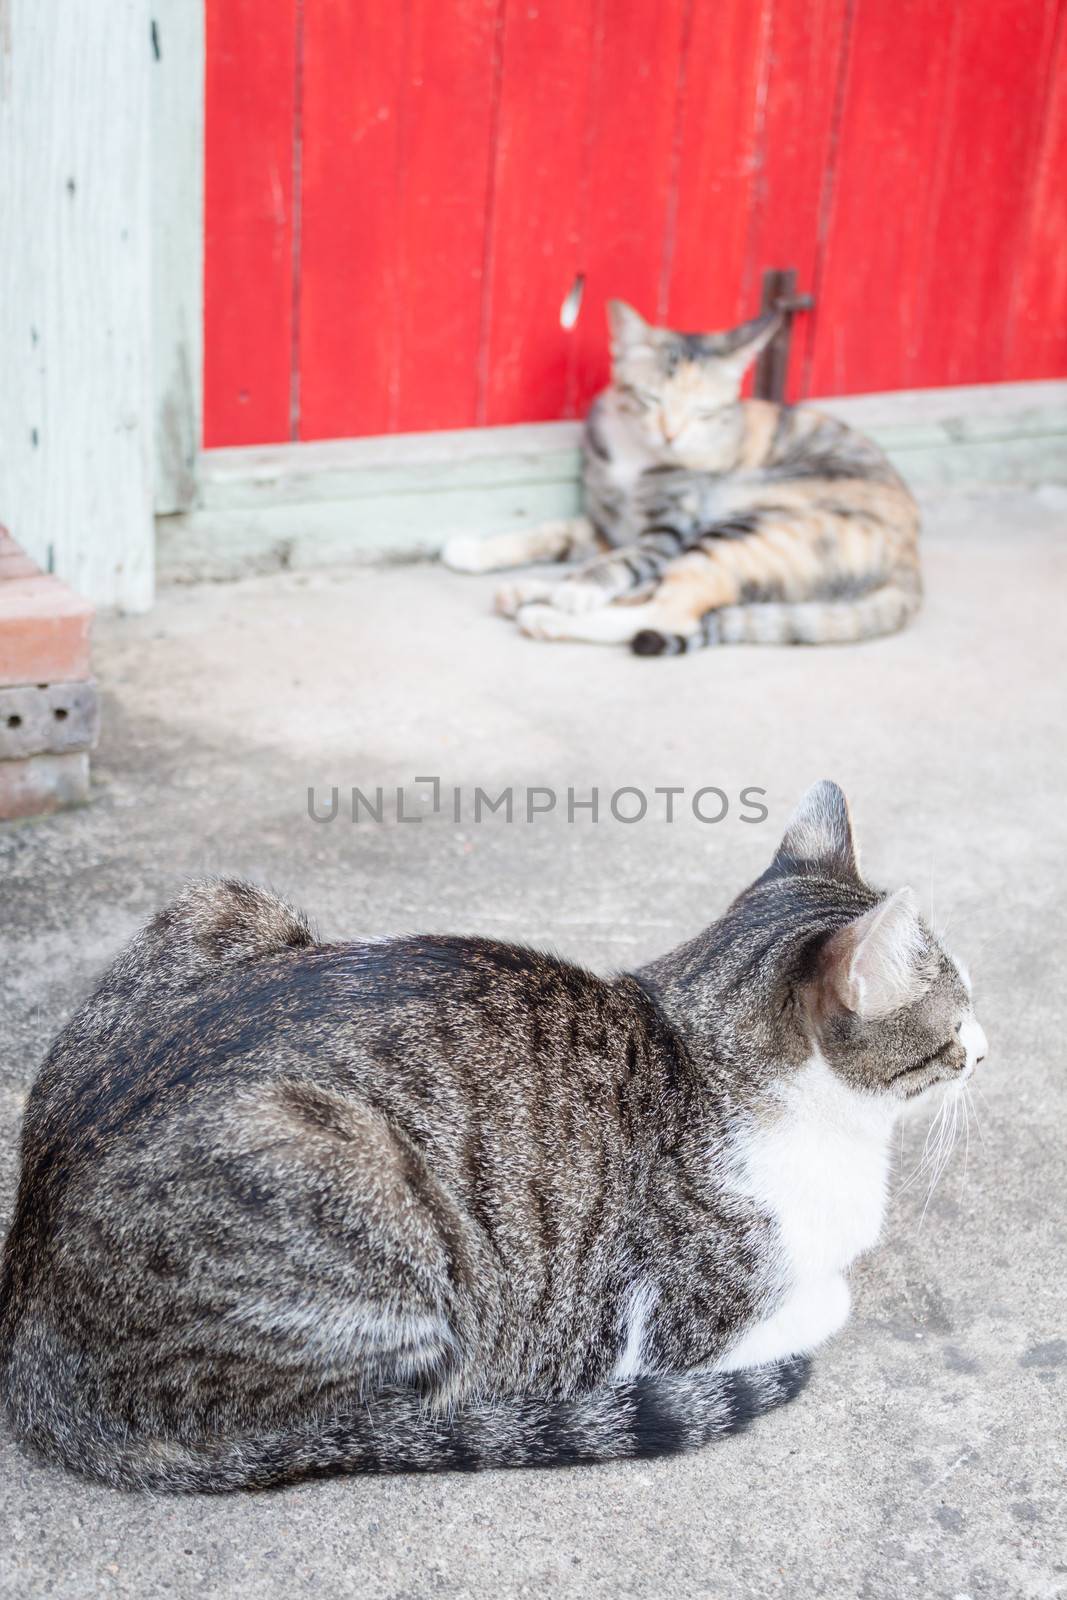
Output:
[{"xmin": 958, "ymin": 1015, "xmax": 988, "ymax": 1070}]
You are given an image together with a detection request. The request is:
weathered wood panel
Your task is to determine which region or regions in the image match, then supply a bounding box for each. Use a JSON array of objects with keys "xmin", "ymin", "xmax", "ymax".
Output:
[
  {"xmin": 663, "ymin": 0, "xmax": 769, "ymax": 332},
  {"xmin": 152, "ymin": 0, "xmax": 204, "ymax": 512},
  {"xmin": 478, "ymin": 0, "xmax": 597, "ymax": 425},
  {"xmin": 807, "ymin": 0, "xmax": 961, "ymax": 397},
  {"xmin": 1006, "ymin": 0, "xmax": 1067, "ymax": 381},
  {"xmin": 298, "ymin": 0, "xmax": 502, "ymax": 439},
  {"xmin": 203, "ymin": 0, "xmax": 297, "ymax": 446},
  {"xmin": 565, "ymin": 0, "xmax": 691, "ymax": 413},
  {"xmin": 0, "ymin": 0, "xmax": 153, "ymax": 610},
  {"xmin": 747, "ymin": 0, "xmax": 851, "ymax": 399},
  {"xmin": 202, "ymin": 0, "xmax": 1067, "ymax": 444},
  {"xmin": 910, "ymin": 0, "xmax": 1061, "ymax": 388}
]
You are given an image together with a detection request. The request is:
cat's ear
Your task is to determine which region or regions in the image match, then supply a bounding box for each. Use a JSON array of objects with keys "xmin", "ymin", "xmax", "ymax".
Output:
[
  {"xmin": 773, "ymin": 780, "xmax": 859, "ymax": 879},
  {"xmin": 607, "ymin": 300, "xmax": 653, "ymax": 354},
  {"xmin": 716, "ymin": 309, "xmax": 782, "ymax": 377},
  {"xmin": 820, "ymin": 888, "xmax": 926, "ymax": 1018}
]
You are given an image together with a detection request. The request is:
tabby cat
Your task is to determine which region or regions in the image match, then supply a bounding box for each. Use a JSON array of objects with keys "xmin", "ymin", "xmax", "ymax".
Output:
[
  {"xmin": 0, "ymin": 782, "xmax": 985, "ymax": 1492},
  {"xmin": 443, "ymin": 302, "xmax": 921, "ymax": 654}
]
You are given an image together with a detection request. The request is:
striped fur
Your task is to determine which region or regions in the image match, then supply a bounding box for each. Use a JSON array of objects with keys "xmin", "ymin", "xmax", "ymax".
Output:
[
  {"xmin": 1, "ymin": 1359, "xmax": 810, "ymax": 1493},
  {"xmin": 1, "ymin": 786, "xmax": 984, "ymax": 1492},
  {"xmin": 442, "ymin": 302, "xmax": 921, "ymax": 654}
]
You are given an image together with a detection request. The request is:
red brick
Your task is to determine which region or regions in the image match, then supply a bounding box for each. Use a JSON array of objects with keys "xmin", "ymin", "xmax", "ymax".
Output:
[
  {"xmin": 0, "ymin": 528, "xmax": 96, "ymax": 818},
  {"xmin": 0, "ymin": 574, "xmax": 94, "ymax": 687}
]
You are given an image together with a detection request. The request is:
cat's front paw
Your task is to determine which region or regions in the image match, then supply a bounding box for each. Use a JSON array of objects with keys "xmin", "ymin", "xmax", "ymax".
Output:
[
  {"xmin": 515, "ymin": 604, "xmax": 572, "ymax": 641},
  {"xmin": 551, "ymin": 578, "xmax": 612, "ymax": 614},
  {"xmin": 441, "ymin": 536, "xmax": 491, "ymax": 573},
  {"xmin": 495, "ymin": 578, "xmax": 555, "ymax": 617}
]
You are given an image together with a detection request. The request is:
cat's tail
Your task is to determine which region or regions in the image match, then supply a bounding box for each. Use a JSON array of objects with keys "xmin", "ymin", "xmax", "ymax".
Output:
[
  {"xmin": 631, "ymin": 571, "xmax": 921, "ymax": 656},
  {"xmin": 16, "ymin": 1360, "xmax": 810, "ymax": 1493}
]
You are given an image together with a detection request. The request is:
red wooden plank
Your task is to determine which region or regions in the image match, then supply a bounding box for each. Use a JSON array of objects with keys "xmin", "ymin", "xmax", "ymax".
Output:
[
  {"xmin": 391, "ymin": 0, "xmax": 503, "ymax": 434},
  {"xmin": 205, "ymin": 0, "xmax": 1066, "ymax": 441},
  {"xmin": 298, "ymin": 4, "xmax": 404, "ymax": 440},
  {"xmin": 479, "ymin": 0, "xmax": 598, "ymax": 426},
  {"xmin": 1007, "ymin": 0, "xmax": 1067, "ymax": 380},
  {"xmin": 913, "ymin": 0, "xmax": 1060, "ymax": 388},
  {"xmin": 806, "ymin": 0, "xmax": 961, "ymax": 397},
  {"xmin": 742, "ymin": 0, "xmax": 850, "ymax": 399},
  {"xmin": 663, "ymin": 0, "xmax": 770, "ymax": 334},
  {"xmin": 203, "ymin": 0, "xmax": 297, "ymax": 447},
  {"xmin": 298, "ymin": 0, "xmax": 501, "ymax": 439},
  {"xmin": 564, "ymin": 0, "xmax": 691, "ymax": 415}
]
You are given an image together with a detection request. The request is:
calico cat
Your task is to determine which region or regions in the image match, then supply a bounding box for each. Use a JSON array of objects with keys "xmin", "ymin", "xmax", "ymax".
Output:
[
  {"xmin": 443, "ymin": 302, "xmax": 921, "ymax": 654},
  {"xmin": 0, "ymin": 783, "xmax": 985, "ymax": 1493}
]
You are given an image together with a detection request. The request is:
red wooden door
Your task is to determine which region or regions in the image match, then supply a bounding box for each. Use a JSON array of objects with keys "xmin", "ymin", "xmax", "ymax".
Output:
[{"xmin": 204, "ymin": 0, "xmax": 1067, "ymax": 449}]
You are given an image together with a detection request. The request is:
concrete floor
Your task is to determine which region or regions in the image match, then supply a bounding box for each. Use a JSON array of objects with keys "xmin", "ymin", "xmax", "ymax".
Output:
[{"xmin": 1, "ymin": 484, "xmax": 1065, "ymax": 1599}]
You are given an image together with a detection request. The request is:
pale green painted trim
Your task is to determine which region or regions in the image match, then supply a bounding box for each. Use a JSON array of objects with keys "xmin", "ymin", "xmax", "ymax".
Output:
[
  {"xmin": 156, "ymin": 382, "xmax": 1067, "ymax": 585},
  {"xmin": 819, "ymin": 381, "xmax": 1067, "ymax": 489},
  {"xmin": 196, "ymin": 423, "xmax": 582, "ymax": 510},
  {"xmin": 158, "ymin": 478, "xmax": 582, "ymax": 583}
]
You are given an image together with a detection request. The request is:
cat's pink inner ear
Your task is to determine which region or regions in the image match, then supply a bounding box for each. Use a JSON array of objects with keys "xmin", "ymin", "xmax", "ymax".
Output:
[{"xmin": 822, "ymin": 888, "xmax": 924, "ymax": 1018}]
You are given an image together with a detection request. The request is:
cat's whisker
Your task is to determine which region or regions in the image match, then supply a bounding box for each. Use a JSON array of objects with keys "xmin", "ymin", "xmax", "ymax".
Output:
[
  {"xmin": 918, "ymin": 1092, "xmax": 961, "ymax": 1229},
  {"xmin": 966, "ymin": 1084, "xmax": 989, "ymax": 1147},
  {"xmin": 972, "ymin": 1081, "xmax": 995, "ymax": 1131},
  {"xmin": 897, "ymin": 1103, "xmax": 940, "ymax": 1190},
  {"xmin": 914, "ymin": 1094, "xmax": 956, "ymax": 1215},
  {"xmin": 895, "ymin": 1094, "xmax": 927, "ymax": 1184},
  {"xmin": 908, "ymin": 1101, "xmax": 948, "ymax": 1184},
  {"xmin": 897, "ymin": 1098, "xmax": 950, "ymax": 1197},
  {"xmin": 947, "ymin": 1093, "xmax": 962, "ymax": 1167}
]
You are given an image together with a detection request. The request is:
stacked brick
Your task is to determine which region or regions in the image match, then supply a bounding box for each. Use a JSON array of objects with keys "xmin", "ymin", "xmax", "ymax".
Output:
[{"xmin": 0, "ymin": 526, "xmax": 98, "ymax": 820}]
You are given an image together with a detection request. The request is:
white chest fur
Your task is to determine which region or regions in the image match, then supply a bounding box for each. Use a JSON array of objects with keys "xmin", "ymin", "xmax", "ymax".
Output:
[{"xmin": 717, "ymin": 1056, "xmax": 896, "ymax": 1371}]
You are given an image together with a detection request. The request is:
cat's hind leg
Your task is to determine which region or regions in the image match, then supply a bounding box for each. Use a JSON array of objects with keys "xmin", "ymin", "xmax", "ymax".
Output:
[
  {"xmin": 3, "ymin": 1078, "xmax": 504, "ymax": 1493},
  {"xmin": 516, "ymin": 588, "xmax": 703, "ymax": 648},
  {"xmin": 204, "ymin": 1079, "xmax": 496, "ymax": 1396},
  {"xmin": 441, "ymin": 516, "xmax": 596, "ymax": 575},
  {"xmin": 514, "ymin": 547, "xmax": 735, "ymax": 646}
]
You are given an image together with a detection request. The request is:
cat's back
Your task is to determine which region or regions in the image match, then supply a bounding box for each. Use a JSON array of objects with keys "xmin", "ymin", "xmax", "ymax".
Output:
[
  {"xmin": 0, "ymin": 884, "xmax": 685, "ymax": 1414},
  {"xmin": 12, "ymin": 910, "xmax": 635, "ymax": 1186},
  {"xmin": 737, "ymin": 398, "xmax": 914, "ymax": 500},
  {"xmin": 2, "ymin": 883, "xmax": 679, "ymax": 1288}
]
